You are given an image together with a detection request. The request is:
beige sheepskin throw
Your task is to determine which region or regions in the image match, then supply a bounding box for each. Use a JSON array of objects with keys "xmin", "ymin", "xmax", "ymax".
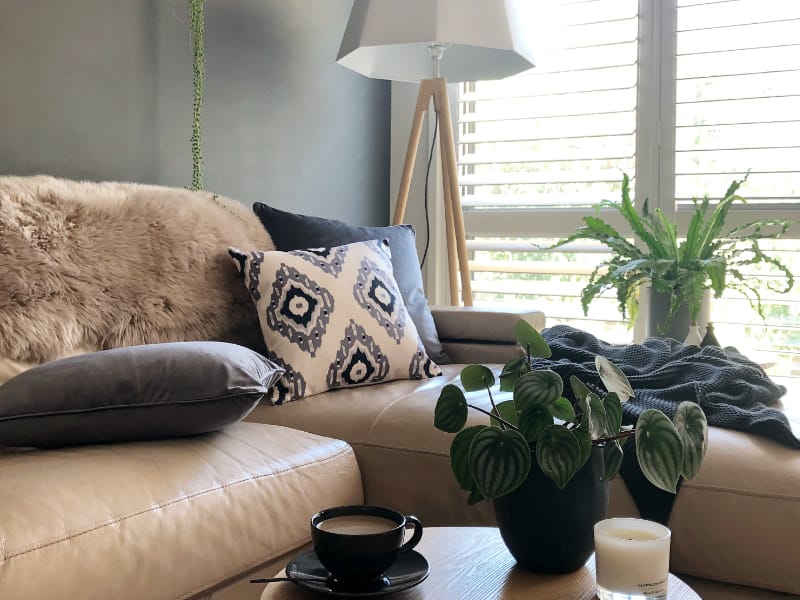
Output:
[{"xmin": 0, "ymin": 175, "xmax": 274, "ymax": 382}]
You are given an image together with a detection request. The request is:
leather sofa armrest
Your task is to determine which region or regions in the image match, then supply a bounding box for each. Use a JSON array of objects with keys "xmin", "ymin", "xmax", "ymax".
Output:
[{"xmin": 431, "ymin": 306, "xmax": 546, "ymax": 365}]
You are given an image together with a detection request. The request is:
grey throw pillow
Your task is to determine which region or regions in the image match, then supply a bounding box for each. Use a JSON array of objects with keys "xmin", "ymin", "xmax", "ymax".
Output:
[
  {"xmin": 0, "ymin": 342, "xmax": 283, "ymax": 448},
  {"xmin": 252, "ymin": 203, "xmax": 450, "ymax": 364}
]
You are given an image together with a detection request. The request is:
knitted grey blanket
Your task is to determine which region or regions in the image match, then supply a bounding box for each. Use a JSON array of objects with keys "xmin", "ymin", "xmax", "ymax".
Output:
[
  {"xmin": 533, "ymin": 325, "xmax": 798, "ymax": 523},
  {"xmin": 536, "ymin": 325, "xmax": 796, "ymax": 447}
]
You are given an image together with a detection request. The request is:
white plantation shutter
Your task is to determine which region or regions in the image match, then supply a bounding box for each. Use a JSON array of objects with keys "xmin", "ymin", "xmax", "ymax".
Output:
[
  {"xmin": 670, "ymin": 0, "xmax": 800, "ymax": 374},
  {"xmin": 454, "ymin": 0, "xmax": 800, "ymax": 370},
  {"xmin": 673, "ymin": 0, "xmax": 800, "ymax": 206},
  {"xmin": 458, "ymin": 0, "xmax": 640, "ymax": 341}
]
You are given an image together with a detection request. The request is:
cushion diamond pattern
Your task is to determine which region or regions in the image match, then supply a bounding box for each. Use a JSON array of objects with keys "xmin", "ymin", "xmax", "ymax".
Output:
[{"xmin": 230, "ymin": 240, "xmax": 441, "ymax": 404}]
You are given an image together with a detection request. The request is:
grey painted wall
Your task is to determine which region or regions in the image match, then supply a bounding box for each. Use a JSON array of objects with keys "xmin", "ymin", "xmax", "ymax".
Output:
[{"xmin": 0, "ymin": 0, "xmax": 390, "ymax": 225}]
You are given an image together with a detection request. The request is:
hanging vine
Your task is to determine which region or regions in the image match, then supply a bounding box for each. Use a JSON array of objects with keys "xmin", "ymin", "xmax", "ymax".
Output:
[{"xmin": 188, "ymin": 0, "xmax": 205, "ymax": 191}]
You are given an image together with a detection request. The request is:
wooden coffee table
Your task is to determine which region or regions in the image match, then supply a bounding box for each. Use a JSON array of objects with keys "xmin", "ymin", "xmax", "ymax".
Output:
[{"xmin": 259, "ymin": 526, "xmax": 700, "ymax": 599}]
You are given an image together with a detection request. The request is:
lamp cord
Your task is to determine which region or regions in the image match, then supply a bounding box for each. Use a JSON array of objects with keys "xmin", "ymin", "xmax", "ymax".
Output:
[{"xmin": 420, "ymin": 114, "xmax": 439, "ymax": 270}]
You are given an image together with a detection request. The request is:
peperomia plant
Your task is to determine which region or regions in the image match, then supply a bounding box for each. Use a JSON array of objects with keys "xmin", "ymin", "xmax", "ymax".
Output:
[{"xmin": 434, "ymin": 319, "xmax": 708, "ymax": 503}]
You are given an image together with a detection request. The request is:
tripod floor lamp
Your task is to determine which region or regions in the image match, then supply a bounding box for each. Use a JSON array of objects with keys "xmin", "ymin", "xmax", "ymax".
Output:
[{"xmin": 337, "ymin": 0, "xmax": 535, "ymax": 306}]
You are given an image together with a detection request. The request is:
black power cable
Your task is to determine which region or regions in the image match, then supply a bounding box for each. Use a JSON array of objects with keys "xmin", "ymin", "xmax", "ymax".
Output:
[{"xmin": 420, "ymin": 114, "xmax": 439, "ymax": 270}]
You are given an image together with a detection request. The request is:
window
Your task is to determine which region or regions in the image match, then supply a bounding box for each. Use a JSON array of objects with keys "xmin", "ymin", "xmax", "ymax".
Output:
[
  {"xmin": 456, "ymin": 0, "xmax": 800, "ymax": 375},
  {"xmin": 459, "ymin": 0, "xmax": 640, "ymax": 342}
]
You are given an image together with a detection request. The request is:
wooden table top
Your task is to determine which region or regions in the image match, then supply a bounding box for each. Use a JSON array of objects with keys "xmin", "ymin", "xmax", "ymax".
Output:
[{"xmin": 259, "ymin": 526, "xmax": 700, "ymax": 600}]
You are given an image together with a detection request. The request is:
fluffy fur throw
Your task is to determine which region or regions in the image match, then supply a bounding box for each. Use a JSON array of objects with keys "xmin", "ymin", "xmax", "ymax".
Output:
[{"xmin": 0, "ymin": 175, "xmax": 274, "ymax": 382}]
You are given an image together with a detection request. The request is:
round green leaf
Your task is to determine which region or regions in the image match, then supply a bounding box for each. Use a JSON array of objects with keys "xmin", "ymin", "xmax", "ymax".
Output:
[
  {"xmin": 500, "ymin": 356, "xmax": 528, "ymax": 392},
  {"xmin": 450, "ymin": 425, "xmax": 487, "ymax": 491},
  {"xmin": 514, "ymin": 370, "xmax": 563, "ymax": 411},
  {"xmin": 499, "ymin": 372, "xmax": 518, "ymax": 393},
  {"xmin": 549, "ymin": 397, "xmax": 576, "ymax": 422},
  {"xmin": 603, "ymin": 440, "xmax": 623, "ymax": 481},
  {"xmin": 490, "ymin": 400, "xmax": 519, "ymax": 428},
  {"xmin": 434, "ymin": 384, "xmax": 468, "ymax": 433},
  {"xmin": 603, "ymin": 392, "xmax": 623, "ymax": 435},
  {"xmin": 635, "ymin": 409, "xmax": 685, "ymax": 493},
  {"xmin": 467, "ymin": 488, "xmax": 485, "ymax": 505},
  {"xmin": 571, "ymin": 428, "xmax": 592, "ymax": 470},
  {"xmin": 673, "ymin": 401, "xmax": 708, "ymax": 480},
  {"xmin": 468, "ymin": 427, "xmax": 531, "ymax": 500},
  {"xmin": 577, "ymin": 395, "xmax": 591, "ymax": 432},
  {"xmin": 536, "ymin": 425, "xmax": 584, "ymax": 489},
  {"xmin": 588, "ymin": 393, "xmax": 607, "ymax": 439},
  {"xmin": 595, "ymin": 356, "xmax": 634, "ymax": 402},
  {"xmin": 461, "ymin": 364, "xmax": 496, "ymax": 392},
  {"xmin": 514, "ymin": 319, "xmax": 552, "ymax": 358},
  {"xmin": 518, "ymin": 404, "xmax": 553, "ymax": 442},
  {"xmin": 570, "ymin": 375, "xmax": 590, "ymax": 403}
]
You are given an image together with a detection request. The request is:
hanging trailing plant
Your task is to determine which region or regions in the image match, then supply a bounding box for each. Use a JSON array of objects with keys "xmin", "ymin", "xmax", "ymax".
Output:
[{"xmin": 188, "ymin": 0, "xmax": 206, "ymax": 191}]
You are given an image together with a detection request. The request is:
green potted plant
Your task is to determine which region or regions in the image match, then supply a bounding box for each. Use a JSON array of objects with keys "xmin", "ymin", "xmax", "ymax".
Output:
[
  {"xmin": 549, "ymin": 173, "xmax": 795, "ymax": 337},
  {"xmin": 434, "ymin": 319, "xmax": 708, "ymax": 573}
]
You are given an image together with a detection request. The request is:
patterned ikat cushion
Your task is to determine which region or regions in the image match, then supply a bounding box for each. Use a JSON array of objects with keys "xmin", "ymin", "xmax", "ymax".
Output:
[{"xmin": 229, "ymin": 239, "xmax": 441, "ymax": 404}]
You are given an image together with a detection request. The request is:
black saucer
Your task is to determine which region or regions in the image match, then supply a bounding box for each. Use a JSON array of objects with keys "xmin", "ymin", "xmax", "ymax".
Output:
[{"xmin": 284, "ymin": 549, "xmax": 430, "ymax": 598}]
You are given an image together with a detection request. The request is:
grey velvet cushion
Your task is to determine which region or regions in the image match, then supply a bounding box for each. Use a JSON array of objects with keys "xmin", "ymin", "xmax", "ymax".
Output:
[
  {"xmin": 0, "ymin": 342, "xmax": 283, "ymax": 448},
  {"xmin": 252, "ymin": 202, "xmax": 450, "ymax": 364}
]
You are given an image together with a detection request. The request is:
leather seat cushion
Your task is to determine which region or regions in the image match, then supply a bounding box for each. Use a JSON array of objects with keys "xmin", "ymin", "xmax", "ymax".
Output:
[
  {"xmin": 0, "ymin": 422, "xmax": 362, "ymax": 600},
  {"xmin": 247, "ymin": 365, "xmax": 497, "ymax": 527},
  {"xmin": 610, "ymin": 426, "xmax": 800, "ymax": 595},
  {"xmin": 247, "ymin": 365, "xmax": 800, "ymax": 595}
]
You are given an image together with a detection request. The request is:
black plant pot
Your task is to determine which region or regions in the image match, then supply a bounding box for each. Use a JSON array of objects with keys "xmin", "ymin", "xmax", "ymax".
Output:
[{"xmin": 493, "ymin": 447, "xmax": 610, "ymax": 574}]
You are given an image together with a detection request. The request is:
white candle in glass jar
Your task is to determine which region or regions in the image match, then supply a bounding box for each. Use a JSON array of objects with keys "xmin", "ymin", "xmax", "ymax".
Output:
[{"xmin": 594, "ymin": 518, "xmax": 671, "ymax": 599}]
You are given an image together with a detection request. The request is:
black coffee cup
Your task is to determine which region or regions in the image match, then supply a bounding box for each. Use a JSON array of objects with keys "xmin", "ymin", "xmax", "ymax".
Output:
[{"xmin": 310, "ymin": 504, "xmax": 423, "ymax": 587}]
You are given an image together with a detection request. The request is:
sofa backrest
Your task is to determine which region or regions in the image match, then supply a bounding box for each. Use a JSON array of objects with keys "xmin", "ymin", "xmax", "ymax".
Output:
[{"xmin": 0, "ymin": 175, "xmax": 273, "ymax": 384}]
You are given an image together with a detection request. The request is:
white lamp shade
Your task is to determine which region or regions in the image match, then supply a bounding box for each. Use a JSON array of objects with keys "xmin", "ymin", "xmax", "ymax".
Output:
[{"xmin": 337, "ymin": 0, "xmax": 535, "ymax": 83}]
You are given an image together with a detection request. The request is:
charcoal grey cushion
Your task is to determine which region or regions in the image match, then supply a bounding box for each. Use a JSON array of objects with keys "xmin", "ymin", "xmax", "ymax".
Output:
[
  {"xmin": 252, "ymin": 202, "xmax": 450, "ymax": 364},
  {"xmin": 0, "ymin": 342, "xmax": 283, "ymax": 448}
]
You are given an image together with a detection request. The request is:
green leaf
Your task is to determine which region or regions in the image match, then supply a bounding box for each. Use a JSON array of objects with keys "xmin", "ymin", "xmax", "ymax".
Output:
[
  {"xmin": 577, "ymin": 395, "xmax": 591, "ymax": 432},
  {"xmin": 603, "ymin": 440, "xmax": 623, "ymax": 481},
  {"xmin": 572, "ymin": 428, "xmax": 592, "ymax": 470},
  {"xmin": 514, "ymin": 370, "xmax": 564, "ymax": 411},
  {"xmin": 635, "ymin": 409, "xmax": 685, "ymax": 493},
  {"xmin": 550, "ymin": 397, "xmax": 576, "ymax": 422},
  {"xmin": 450, "ymin": 425, "xmax": 487, "ymax": 493},
  {"xmin": 588, "ymin": 393, "xmax": 607, "ymax": 439},
  {"xmin": 514, "ymin": 320, "xmax": 551, "ymax": 358},
  {"xmin": 673, "ymin": 402, "xmax": 708, "ymax": 480},
  {"xmin": 466, "ymin": 488, "xmax": 485, "ymax": 505},
  {"xmin": 536, "ymin": 425, "xmax": 584, "ymax": 489},
  {"xmin": 499, "ymin": 373, "xmax": 517, "ymax": 392},
  {"xmin": 595, "ymin": 356, "xmax": 634, "ymax": 402},
  {"xmin": 490, "ymin": 400, "xmax": 519, "ymax": 428},
  {"xmin": 468, "ymin": 427, "xmax": 531, "ymax": 500},
  {"xmin": 618, "ymin": 174, "xmax": 669, "ymax": 259},
  {"xmin": 434, "ymin": 384, "xmax": 468, "ymax": 433},
  {"xmin": 518, "ymin": 404, "xmax": 553, "ymax": 443},
  {"xmin": 502, "ymin": 356, "xmax": 527, "ymax": 375},
  {"xmin": 570, "ymin": 376, "xmax": 590, "ymax": 403},
  {"xmin": 460, "ymin": 364, "xmax": 496, "ymax": 392},
  {"xmin": 603, "ymin": 392, "xmax": 623, "ymax": 435},
  {"xmin": 500, "ymin": 356, "xmax": 528, "ymax": 392}
]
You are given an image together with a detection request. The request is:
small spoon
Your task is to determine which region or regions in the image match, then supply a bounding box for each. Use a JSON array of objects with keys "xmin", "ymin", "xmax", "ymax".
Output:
[{"xmin": 250, "ymin": 575, "xmax": 327, "ymax": 584}]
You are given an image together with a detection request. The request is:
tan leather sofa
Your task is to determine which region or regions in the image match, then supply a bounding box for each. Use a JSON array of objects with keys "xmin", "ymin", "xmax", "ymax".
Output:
[
  {"xmin": 1, "ymin": 177, "xmax": 797, "ymax": 600},
  {"xmin": 250, "ymin": 311, "xmax": 800, "ymax": 600}
]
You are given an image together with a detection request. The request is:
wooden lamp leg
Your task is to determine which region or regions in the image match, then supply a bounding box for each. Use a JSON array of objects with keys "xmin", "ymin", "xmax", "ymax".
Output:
[
  {"xmin": 393, "ymin": 81, "xmax": 434, "ymax": 226},
  {"xmin": 442, "ymin": 165, "xmax": 460, "ymax": 303},
  {"xmin": 393, "ymin": 78, "xmax": 473, "ymax": 307},
  {"xmin": 432, "ymin": 79, "xmax": 473, "ymax": 306}
]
